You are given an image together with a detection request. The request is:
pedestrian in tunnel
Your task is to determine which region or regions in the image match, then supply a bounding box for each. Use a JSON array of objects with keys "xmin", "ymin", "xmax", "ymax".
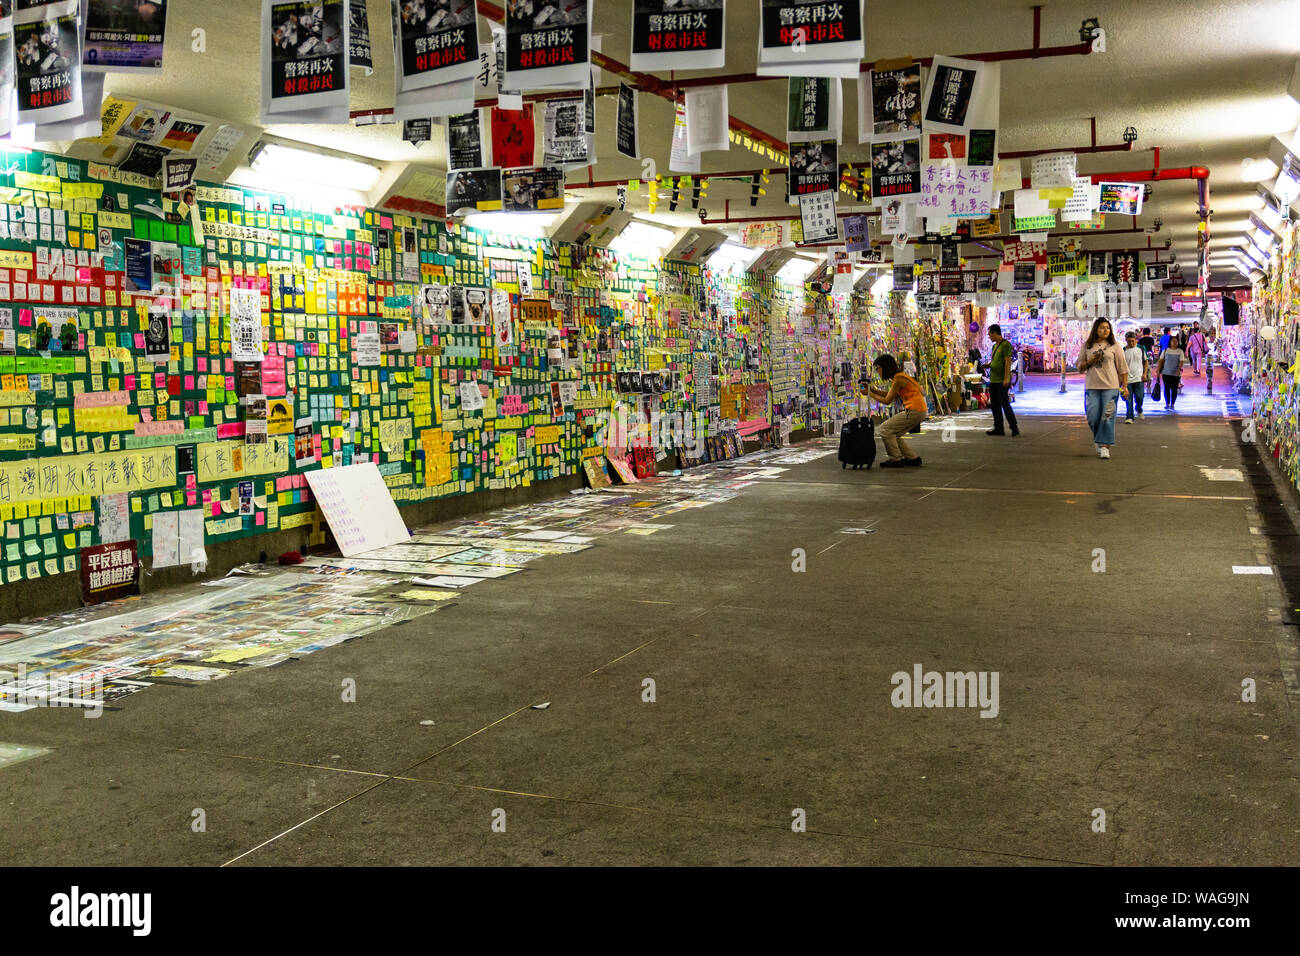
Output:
[
  {"xmin": 1076, "ymin": 318, "xmax": 1129, "ymax": 460},
  {"xmin": 865, "ymin": 354, "xmax": 927, "ymax": 468}
]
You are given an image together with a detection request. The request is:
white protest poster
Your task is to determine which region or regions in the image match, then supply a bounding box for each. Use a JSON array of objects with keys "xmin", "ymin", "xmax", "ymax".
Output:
[
  {"xmin": 229, "ymin": 287, "xmax": 264, "ymax": 362},
  {"xmin": 542, "ymin": 95, "xmax": 591, "ymax": 166},
  {"xmin": 260, "ymin": 0, "xmax": 350, "ymax": 124},
  {"xmin": 669, "ymin": 99, "xmax": 700, "ymax": 173},
  {"xmin": 1062, "ymin": 175, "xmax": 1099, "ymax": 222},
  {"xmin": 13, "ymin": 0, "xmax": 85, "ymax": 127},
  {"xmin": 1030, "ymin": 152, "xmax": 1077, "ymax": 189},
  {"xmin": 491, "ymin": 288, "xmax": 514, "ymax": 348},
  {"xmin": 684, "ymin": 84, "xmax": 729, "ymax": 155},
  {"xmin": 97, "ymin": 492, "xmax": 131, "ymax": 544},
  {"xmin": 305, "ymin": 462, "xmax": 411, "ymax": 557},
  {"xmin": 459, "ymin": 379, "xmax": 485, "ymax": 411},
  {"xmin": 918, "ymin": 162, "xmax": 993, "ymax": 220},
  {"xmin": 355, "ymin": 331, "xmax": 380, "ymax": 366},
  {"xmin": 0, "ymin": 17, "xmax": 15, "ymax": 139},
  {"xmin": 630, "ymin": 0, "xmax": 726, "ymax": 71},
  {"xmin": 798, "ymin": 190, "xmax": 839, "ymax": 243}
]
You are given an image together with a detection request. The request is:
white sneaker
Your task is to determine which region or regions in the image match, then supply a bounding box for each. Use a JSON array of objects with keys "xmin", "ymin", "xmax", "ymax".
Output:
[
  {"xmin": 1124, "ymin": 418, "xmax": 1133, "ymax": 424},
  {"xmin": 1139, "ymin": 413, "xmax": 1145, "ymax": 419},
  {"xmin": 1100, "ymin": 447, "xmax": 1110, "ymax": 460}
]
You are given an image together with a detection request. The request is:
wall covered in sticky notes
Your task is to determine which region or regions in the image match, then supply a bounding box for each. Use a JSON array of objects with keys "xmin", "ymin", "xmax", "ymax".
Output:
[{"xmin": 0, "ymin": 144, "xmax": 867, "ymax": 591}]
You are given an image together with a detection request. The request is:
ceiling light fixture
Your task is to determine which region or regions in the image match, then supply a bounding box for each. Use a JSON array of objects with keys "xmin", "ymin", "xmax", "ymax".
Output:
[
  {"xmin": 250, "ymin": 142, "xmax": 382, "ymax": 191},
  {"xmin": 464, "ymin": 211, "xmax": 561, "ymax": 238},
  {"xmin": 608, "ymin": 220, "xmax": 676, "ymax": 258},
  {"xmin": 707, "ymin": 241, "xmax": 760, "ymax": 272},
  {"xmin": 776, "ymin": 255, "xmax": 817, "ymax": 284}
]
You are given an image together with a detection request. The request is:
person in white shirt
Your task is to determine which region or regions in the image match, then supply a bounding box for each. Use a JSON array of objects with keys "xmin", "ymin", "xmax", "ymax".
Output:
[{"xmin": 1121, "ymin": 331, "xmax": 1148, "ymax": 422}]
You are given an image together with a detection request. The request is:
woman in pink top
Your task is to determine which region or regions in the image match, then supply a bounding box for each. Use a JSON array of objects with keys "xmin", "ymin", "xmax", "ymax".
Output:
[{"xmin": 1076, "ymin": 318, "xmax": 1130, "ymax": 460}]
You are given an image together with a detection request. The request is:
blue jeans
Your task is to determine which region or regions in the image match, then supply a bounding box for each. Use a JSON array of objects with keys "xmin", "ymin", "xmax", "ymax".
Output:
[
  {"xmin": 1085, "ymin": 388, "xmax": 1120, "ymax": 446},
  {"xmin": 1123, "ymin": 381, "xmax": 1144, "ymax": 419}
]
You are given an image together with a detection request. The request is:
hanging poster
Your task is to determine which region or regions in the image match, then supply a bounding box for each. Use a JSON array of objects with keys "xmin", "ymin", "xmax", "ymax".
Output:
[
  {"xmin": 261, "ymin": 0, "xmax": 348, "ymax": 121},
  {"xmin": 616, "ymin": 81, "xmax": 638, "ymax": 158},
  {"xmin": 757, "ymin": 0, "xmax": 863, "ymax": 77},
  {"xmin": 394, "ymin": 0, "xmax": 479, "ymax": 88},
  {"xmin": 683, "ymin": 84, "xmax": 728, "ymax": 155},
  {"xmin": 83, "ymin": 0, "xmax": 168, "ymax": 73},
  {"xmin": 229, "ymin": 287, "xmax": 265, "ymax": 363},
  {"xmin": 491, "ymin": 103, "xmax": 534, "ymax": 168},
  {"xmin": 1110, "ymin": 250, "xmax": 1139, "ymax": 284},
  {"xmin": 786, "ymin": 75, "xmax": 832, "ymax": 142},
  {"xmin": 504, "ymin": 0, "xmax": 591, "ymax": 91},
  {"xmin": 668, "ymin": 98, "xmax": 699, "ymax": 173},
  {"xmin": 967, "ymin": 129, "xmax": 996, "ymax": 166},
  {"xmin": 788, "ymin": 139, "xmax": 837, "ymax": 196},
  {"xmin": 1097, "ymin": 181, "xmax": 1143, "ymax": 215},
  {"xmin": 402, "ymin": 117, "xmax": 432, "ymax": 145},
  {"xmin": 861, "ymin": 63, "xmax": 922, "ymax": 143},
  {"xmin": 629, "ymin": 0, "xmax": 725, "ymax": 70},
  {"xmin": 843, "ymin": 214, "xmax": 869, "ymax": 253},
  {"xmin": 542, "ymin": 95, "xmax": 591, "ymax": 165},
  {"xmin": 502, "ymin": 165, "xmax": 565, "ymax": 212},
  {"xmin": 447, "ymin": 110, "xmax": 485, "ymax": 168},
  {"xmin": 347, "ymin": 0, "xmax": 371, "ymax": 73},
  {"xmin": 13, "ymin": 0, "xmax": 84, "ymax": 126},
  {"xmin": 798, "ymin": 190, "xmax": 838, "ymax": 243},
  {"xmin": 921, "ymin": 55, "xmax": 999, "ymax": 136},
  {"xmin": 445, "ymin": 167, "xmax": 502, "ymax": 215},
  {"xmin": 918, "ymin": 162, "xmax": 993, "ymax": 219},
  {"xmin": 161, "ymin": 155, "xmax": 197, "ymax": 193},
  {"xmin": 870, "ymin": 138, "xmax": 920, "ymax": 199},
  {"xmin": 0, "ymin": 20, "xmax": 14, "ymax": 139}
]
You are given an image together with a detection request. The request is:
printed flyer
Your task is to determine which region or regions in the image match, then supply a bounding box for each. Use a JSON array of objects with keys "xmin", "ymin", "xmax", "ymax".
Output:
[
  {"xmin": 83, "ymin": 0, "xmax": 168, "ymax": 73},
  {"xmin": 261, "ymin": 0, "xmax": 349, "ymax": 121},
  {"xmin": 13, "ymin": 0, "xmax": 85, "ymax": 126},
  {"xmin": 629, "ymin": 0, "xmax": 725, "ymax": 71},
  {"xmin": 504, "ymin": 0, "xmax": 591, "ymax": 91}
]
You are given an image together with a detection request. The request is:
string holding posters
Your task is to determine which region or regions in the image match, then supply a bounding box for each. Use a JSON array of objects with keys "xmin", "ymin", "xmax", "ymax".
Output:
[
  {"xmin": 860, "ymin": 63, "xmax": 922, "ymax": 144},
  {"xmin": 504, "ymin": 0, "xmax": 591, "ymax": 91},
  {"xmin": 13, "ymin": 0, "xmax": 86, "ymax": 126},
  {"xmin": 630, "ymin": 0, "xmax": 725, "ymax": 70},
  {"xmin": 260, "ymin": 0, "xmax": 349, "ymax": 123},
  {"xmin": 757, "ymin": 0, "xmax": 864, "ymax": 77},
  {"xmin": 84, "ymin": 0, "xmax": 168, "ymax": 73}
]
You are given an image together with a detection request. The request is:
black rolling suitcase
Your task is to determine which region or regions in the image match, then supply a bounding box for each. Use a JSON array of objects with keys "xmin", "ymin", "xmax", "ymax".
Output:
[{"xmin": 838, "ymin": 416, "xmax": 876, "ymax": 469}]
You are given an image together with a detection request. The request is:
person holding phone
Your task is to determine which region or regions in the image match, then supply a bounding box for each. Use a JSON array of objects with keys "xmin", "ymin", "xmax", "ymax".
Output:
[{"xmin": 1076, "ymin": 318, "xmax": 1129, "ymax": 460}]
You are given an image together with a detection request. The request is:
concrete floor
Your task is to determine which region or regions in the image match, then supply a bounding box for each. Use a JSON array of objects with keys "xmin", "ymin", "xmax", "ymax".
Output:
[{"xmin": 1, "ymin": 401, "xmax": 1298, "ymax": 866}]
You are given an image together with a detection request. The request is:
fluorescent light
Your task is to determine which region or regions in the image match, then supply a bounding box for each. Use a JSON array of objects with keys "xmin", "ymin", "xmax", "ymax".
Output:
[
  {"xmin": 777, "ymin": 255, "xmax": 817, "ymax": 284},
  {"xmin": 252, "ymin": 142, "xmax": 382, "ymax": 191},
  {"xmin": 465, "ymin": 211, "xmax": 560, "ymax": 238},
  {"xmin": 708, "ymin": 241, "xmax": 760, "ymax": 272},
  {"xmin": 870, "ymin": 272, "xmax": 894, "ymax": 296},
  {"xmin": 1275, "ymin": 157, "xmax": 1300, "ymax": 204},
  {"xmin": 227, "ymin": 166, "xmax": 370, "ymax": 209},
  {"xmin": 1241, "ymin": 157, "xmax": 1278, "ymax": 182},
  {"xmin": 609, "ymin": 220, "xmax": 676, "ymax": 258}
]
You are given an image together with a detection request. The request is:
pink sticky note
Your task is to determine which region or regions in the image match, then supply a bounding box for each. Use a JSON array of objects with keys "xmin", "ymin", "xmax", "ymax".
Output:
[
  {"xmin": 134, "ymin": 333, "xmax": 145, "ymax": 348},
  {"xmin": 255, "ymin": 512, "xmax": 266, "ymax": 526}
]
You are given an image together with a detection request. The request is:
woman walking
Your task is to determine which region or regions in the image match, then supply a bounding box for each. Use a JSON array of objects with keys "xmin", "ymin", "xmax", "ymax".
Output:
[
  {"xmin": 1157, "ymin": 335, "xmax": 1186, "ymax": 411},
  {"xmin": 865, "ymin": 354, "xmax": 928, "ymax": 468},
  {"xmin": 1076, "ymin": 318, "xmax": 1130, "ymax": 460}
]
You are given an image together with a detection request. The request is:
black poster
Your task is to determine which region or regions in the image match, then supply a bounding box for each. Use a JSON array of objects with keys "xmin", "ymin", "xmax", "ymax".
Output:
[
  {"xmin": 118, "ymin": 142, "xmax": 167, "ymax": 177},
  {"xmin": 446, "ymin": 111, "xmax": 482, "ymax": 169},
  {"xmin": 14, "ymin": 9, "xmax": 82, "ymax": 125},
  {"xmin": 940, "ymin": 239, "xmax": 959, "ymax": 270},
  {"xmin": 760, "ymin": 0, "xmax": 861, "ymax": 51},
  {"xmin": 145, "ymin": 305, "xmax": 171, "ymax": 361},
  {"xmin": 1087, "ymin": 252, "xmax": 1108, "ymax": 277},
  {"xmin": 616, "ymin": 82, "xmax": 638, "ymax": 158},
  {"xmin": 630, "ymin": 0, "xmax": 725, "ymax": 69},
  {"xmin": 870, "ymin": 64, "xmax": 922, "ymax": 138},
  {"xmin": 925, "ymin": 63, "xmax": 976, "ymax": 127},
  {"xmin": 967, "ymin": 129, "xmax": 996, "ymax": 166},
  {"xmin": 446, "ymin": 168, "xmax": 502, "ymax": 216},
  {"xmin": 268, "ymin": 0, "xmax": 346, "ymax": 109},
  {"xmin": 892, "ymin": 263, "xmax": 914, "ymax": 290},
  {"xmin": 1110, "ymin": 251, "xmax": 1139, "ymax": 284},
  {"xmin": 787, "ymin": 76, "xmax": 828, "ymax": 135},
  {"xmin": 788, "ymin": 139, "xmax": 837, "ymax": 196},
  {"xmin": 348, "ymin": 0, "xmax": 371, "ymax": 73},
  {"xmin": 395, "ymin": 0, "xmax": 478, "ymax": 86},
  {"xmin": 939, "ymin": 271, "xmax": 962, "ymax": 296}
]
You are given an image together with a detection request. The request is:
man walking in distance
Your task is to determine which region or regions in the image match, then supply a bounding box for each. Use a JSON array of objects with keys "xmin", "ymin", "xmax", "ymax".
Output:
[{"xmin": 986, "ymin": 324, "xmax": 1019, "ymax": 437}]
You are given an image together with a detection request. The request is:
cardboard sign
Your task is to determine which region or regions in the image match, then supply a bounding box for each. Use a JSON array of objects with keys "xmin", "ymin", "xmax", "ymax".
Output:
[{"xmin": 304, "ymin": 462, "xmax": 411, "ymax": 557}]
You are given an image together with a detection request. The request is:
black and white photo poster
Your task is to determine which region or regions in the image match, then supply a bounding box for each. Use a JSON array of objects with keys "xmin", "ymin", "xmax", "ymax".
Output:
[
  {"xmin": 394, "ymin": 0, "xmax": 479, "ymax": 89},
  {"xmin": 445, "ymin": 168, "xmax": 503, "ymax": 215},
  {"xmin": 502, "ymin": 165, "xmax": 565, "ymax": 212},
  {"xmin": 347, "ymin": 0, "xmax": 371, "ymax": 73},
  {"xmin": 542, "ymin": 94, "xmax": 591, "ymax": 165},
  {"xmin": 629, "ymin": 0, "xmax": 725, "ymax": 71},
  {"xmin": 13, "ymin": 0, "xmax": 84, "ymax": 126},
  {"xmin": 261, "ymin": 0, "xmax": 349, "ymax": 122},
  {"xmin": 615, "ymin": 81, "xmax": 638, "ymax": 158},
  {"xmin": 788, "ymin": 139, "xmax": 837, "ymax": 196},
  {"xmin": 0, "ymin": 17, "xmax": 14, "ymax": 138},
  {"xmin": 757, "ymin": 0, "xmax": 863, "ymax": 77},
  {"xmin": 859, "ymin": 63, "xmax": 922, "ymax": 143},
  {"xmin": 504, "ymin": 0, "xmax": 591, "ymax": 92},
  {"xmin": 83, "ymin": 0, "xmax": 168, "ymax": 73},
  {"xmin": 447, "ymin": 109, "xmax": 485, "ymax": 169},
  {"xmin": 870, "ymin": 137, "xmax": 920, "ymax": 199}
]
